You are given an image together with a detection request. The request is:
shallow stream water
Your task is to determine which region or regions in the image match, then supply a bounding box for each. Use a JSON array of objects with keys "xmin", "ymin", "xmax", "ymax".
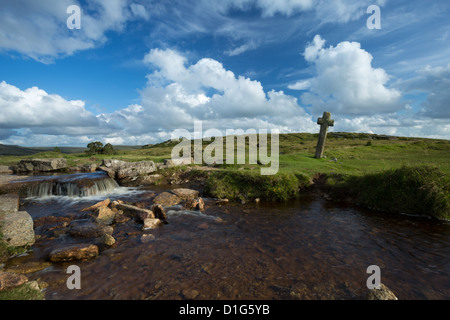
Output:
[{"xmin": 5, "ymin": 174, "xmax": 450, "ymax": 300}]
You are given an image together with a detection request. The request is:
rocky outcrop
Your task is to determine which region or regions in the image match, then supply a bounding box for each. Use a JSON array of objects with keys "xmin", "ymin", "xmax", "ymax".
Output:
[
  {"xmin": 99, "ymin": 159, "xmax": 157, "ymax": 183},
  {"xmin": 16, "ymin": 158, "xmax": 67, "ymax": 172},
  {"xmin": 48, "ymin": 244, "xmax": 99, "ymax": 262},
  {"xmin": 79, "ymin": 199, "xmax": 165, "ymax": 230}
]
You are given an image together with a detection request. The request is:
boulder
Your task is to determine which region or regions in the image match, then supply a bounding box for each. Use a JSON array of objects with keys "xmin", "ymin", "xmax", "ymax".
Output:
[
  {"xmin": 48, "ymin": 244, "xmax": 99, "ymax": 262},
  {"xmin": 0, "ymin": 193, "xmax": 19, "ymax": 215},
  {"xmin": 365, "ymin": 284, "xmax": 398, "ymax": 300},
  {"xmin": 171, "ymin": 188, "xmax": 199, "ymax": 200},
  {"xmin": 100, "ymin": 159, "xmax": 157, "ymax": 183},
  {"xmin": 142, "ymin": 218, "xmax": 162, "ymax": 230},
  {"xmin": 81, "ymin": 198, "xmax": 111, "ymax": 212},
  {"xmin": 17, "ymin": 158, "xmax": 67, "ymax": 172},
  {"xmin": 153, "ymin": 192, "xmax": 181, "ymax": 207},
  {"xmin": 116, "ymin": 161, "xmax": 157, "ymax": 181},
  {"xmin": 0, "ymin": 166, "xmax": 13, "ymax": 174},
  {"xmin": 95, "ymin": 206, "xmax": 116, "ymax": 225},
  {"xmin": 98, "ymin": 166, "xmax": 116, "ymax": 179},
  {"xmin": 102, "ymin": 159, "xmax": 127, "ymax": 168},
  {"xmin": 69, "ymin": 222, "xmax": 113, "ymax": 239},
  {"xmin": 116, "ymin": 203, "xmax": 155, "ymax": 222},
  {"xmin": 82, "ymin": 163, "xmax": 98, "ymax": 173},
  {"xmin": 96, "ymin": 234, "xmax": 116, "ymax": 246},
  {"xmin": 151, "ymin": 204, "xmax": 167, "ymax": 220},
  {"xmin": 183, "ymin": 197, "xmax": 205, "ymax": 211},
  {"xmin": 0, "ymin": 271, "xmax": 28, "ymax": 290},
  {"xmin": 0, "ymin": 211, "xmax": 35, "ymax": 247}
]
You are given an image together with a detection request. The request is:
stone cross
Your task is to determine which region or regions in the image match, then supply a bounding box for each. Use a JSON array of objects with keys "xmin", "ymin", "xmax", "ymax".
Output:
[{"xmin": 314, "ymin": 112, "xmax": 334, "ymax": 159}]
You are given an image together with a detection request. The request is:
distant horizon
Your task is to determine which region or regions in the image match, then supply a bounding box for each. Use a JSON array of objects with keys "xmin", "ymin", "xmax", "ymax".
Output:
[
  {"xmin": 1, "ymin": 1, "xmax": 449, "ymax": 146},
  {"xmin": 2, "ymin": 130, "xmax": 449, "ymax": 149}
]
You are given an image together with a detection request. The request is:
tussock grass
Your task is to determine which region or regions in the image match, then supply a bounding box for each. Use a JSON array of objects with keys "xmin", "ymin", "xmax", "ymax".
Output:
[
  {"xmin": 204, "ymin": 170, "xmax": 312, "ymax": 202},
  {"xmin": 338, "ymin": 166, "xmax": 450, "ymax": 220}
]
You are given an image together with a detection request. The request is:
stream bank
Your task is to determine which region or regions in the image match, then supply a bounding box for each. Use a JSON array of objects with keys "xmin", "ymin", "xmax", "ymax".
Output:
[{"xmin": 0, "ymin": 160, "xmax": 449, "ymax": 300}]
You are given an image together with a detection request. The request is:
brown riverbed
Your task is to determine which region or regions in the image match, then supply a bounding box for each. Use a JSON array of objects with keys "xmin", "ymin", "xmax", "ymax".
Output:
[{"xmin": 4, "ymin": 182, "xmax": 450, "ymax": 300}]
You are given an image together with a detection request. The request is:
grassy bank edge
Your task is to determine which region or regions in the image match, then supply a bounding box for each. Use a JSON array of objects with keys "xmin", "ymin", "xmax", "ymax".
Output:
[{"xmin": 202, "ymin": 165, "xmax": 450, "ymax": 221}]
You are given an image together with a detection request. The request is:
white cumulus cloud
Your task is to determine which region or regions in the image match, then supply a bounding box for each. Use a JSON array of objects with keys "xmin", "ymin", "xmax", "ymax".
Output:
[
  {"xmin": 300, "ymin": 35, "xmax": 402, "ymax": 116},
  {"xmin": 0, "ymin": 81, "xmax": 118, "ymax": 136},
  {"xmin": 107, "ymin": 48, "xmax": 317, "ymax": 140}
]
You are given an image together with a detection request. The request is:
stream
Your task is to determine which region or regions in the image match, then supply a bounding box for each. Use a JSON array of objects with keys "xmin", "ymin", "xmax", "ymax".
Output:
[{"xmin": 4, "ymin": 172, "xmax": 450, "ymax": 300}]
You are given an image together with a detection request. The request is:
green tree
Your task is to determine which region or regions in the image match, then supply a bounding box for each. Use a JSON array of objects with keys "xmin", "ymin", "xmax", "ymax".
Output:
[
  {"xmin": 86, "ymin": 141, "xmax": 104, "ymax": 156},
  {"xmin": 102, "ymin": 143, "xmax": 115, "ymax": 155}
]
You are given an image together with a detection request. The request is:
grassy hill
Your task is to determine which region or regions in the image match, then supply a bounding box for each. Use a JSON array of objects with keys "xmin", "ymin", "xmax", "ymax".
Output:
[
  {"xmin": 1, "ymin": 132, "xmax": 449, "ymax": 174},
  {"xmin": 1, "ymin": 132, "xmax": 448, "ymax": 219}
]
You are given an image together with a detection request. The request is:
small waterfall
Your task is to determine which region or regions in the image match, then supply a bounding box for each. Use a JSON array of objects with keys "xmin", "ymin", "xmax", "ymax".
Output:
[{"xmin": 25, "ymin": 172, "xmax": 120, "ymax": 198}]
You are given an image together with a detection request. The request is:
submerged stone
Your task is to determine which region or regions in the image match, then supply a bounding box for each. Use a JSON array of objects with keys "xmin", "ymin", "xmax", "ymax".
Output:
[
  {"xmin": 69, "ymin": 222, "xmax": 113, "ymax": 239},
  {"xmin": 48, "ymin": 244, "xmax": 99, "ymax": 262}
]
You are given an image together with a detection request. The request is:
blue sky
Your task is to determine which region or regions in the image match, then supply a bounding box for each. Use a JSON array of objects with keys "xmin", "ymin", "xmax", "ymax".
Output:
[{"xmin": 0, "ymin": 0, "xmax": 449, "ymax": 146}]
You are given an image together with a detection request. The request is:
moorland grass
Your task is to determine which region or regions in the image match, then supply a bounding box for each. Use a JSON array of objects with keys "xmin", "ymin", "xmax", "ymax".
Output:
[
  {"xmin": 338, "ymin": 166, "xmax": 450, "ymax": 220},
  {"xmin": 1, "ymin": 132, "xmax": 449, "ymax": 218}
]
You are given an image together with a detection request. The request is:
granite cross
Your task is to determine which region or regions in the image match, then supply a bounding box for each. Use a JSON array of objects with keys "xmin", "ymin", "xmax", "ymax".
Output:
[{"xmin": 314, "ymin": 112, "xmax": 334, "ymax": 159}]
